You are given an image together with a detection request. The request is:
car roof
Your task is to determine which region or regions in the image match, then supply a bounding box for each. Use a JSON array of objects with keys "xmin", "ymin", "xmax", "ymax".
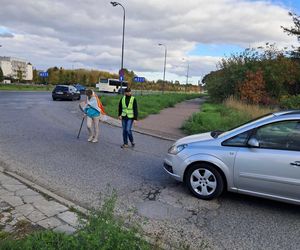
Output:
[
  {"xmin": 274, "ymin": 110, "xmax": 300, "ymax": 116},
  {"xmin": 55, "ymin": 85, "xmax": 70, "ymax": 87}
]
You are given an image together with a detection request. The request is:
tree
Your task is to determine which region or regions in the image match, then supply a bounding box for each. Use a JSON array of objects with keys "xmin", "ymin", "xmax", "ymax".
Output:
[
  {"xmin": 0, "ymin": 67, "xmax": 3, "ymax": 82},
  {"xmin": 282, "ymin": 12, "xmax": 300, "ymax": 58},
  {"xmin": 17, "ymin": 66, "xmax": 23, "ymax": 82}
]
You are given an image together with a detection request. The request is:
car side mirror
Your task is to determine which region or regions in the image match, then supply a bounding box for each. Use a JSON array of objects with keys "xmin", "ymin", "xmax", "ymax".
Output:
[{"xmin": 248, "ymin": 138, "xmax": 260, "ymax": 148}]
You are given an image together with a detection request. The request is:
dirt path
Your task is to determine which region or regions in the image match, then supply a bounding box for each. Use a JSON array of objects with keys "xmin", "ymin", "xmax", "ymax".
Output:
[{"xmin": 135, "ymin": 98, "xmax": 205, "ymax": 140}]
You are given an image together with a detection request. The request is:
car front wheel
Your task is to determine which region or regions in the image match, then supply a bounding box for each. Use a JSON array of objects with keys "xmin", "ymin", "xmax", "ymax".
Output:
[{"xmin": 186, "ymin": 164, "xmax": 224, "ymax": 200}]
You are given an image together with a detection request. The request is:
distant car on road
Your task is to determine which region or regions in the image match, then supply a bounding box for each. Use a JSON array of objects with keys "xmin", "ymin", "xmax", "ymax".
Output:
[
  {"xmin": 74, "ymin": 84, "xmax": 86, "ymax": 93},
  {"xmin": 164, "ymin": 110, "xmax": 300, "ymax": 205},
  {"xmin": 52, "ymin": 85, "xmax": 81, "ymax": 101}
]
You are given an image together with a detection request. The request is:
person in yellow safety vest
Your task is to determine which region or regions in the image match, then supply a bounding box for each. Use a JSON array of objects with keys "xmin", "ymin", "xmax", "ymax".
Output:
[{"xmin": 118, "ymin": 88, "xmax": 138, "ymax": 148}]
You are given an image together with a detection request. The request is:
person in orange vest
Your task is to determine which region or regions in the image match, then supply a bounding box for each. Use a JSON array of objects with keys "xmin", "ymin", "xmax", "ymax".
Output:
[
  {"xmin": 118, "ymin": 88, "xmax": 138, "ymax": 148},
  {"xmin": 82, "ymin": 89, "xmax": 106, "ymax": 143}
]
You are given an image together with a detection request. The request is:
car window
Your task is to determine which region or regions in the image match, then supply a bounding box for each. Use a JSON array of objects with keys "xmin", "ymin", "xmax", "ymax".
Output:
[
  {"xmin": 217, "ymin": 114, "xmax": 274, "ymax": 138},
  {"xmin": 250, "ymin": 120, "xmax": 300, "ymax": 151},
  {"xmin": 54, "ymin": 86, "xmax": 68, "ymax": 92},
  {"xmin": 222, "ymin": 130, "xmax": 252, "ymax": 147}
]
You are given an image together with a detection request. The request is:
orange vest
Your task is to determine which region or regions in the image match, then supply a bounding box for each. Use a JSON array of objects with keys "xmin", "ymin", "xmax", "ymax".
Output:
[{"xmin": 93, "ymin": 93, "xmax": 106, "ymax": 115}]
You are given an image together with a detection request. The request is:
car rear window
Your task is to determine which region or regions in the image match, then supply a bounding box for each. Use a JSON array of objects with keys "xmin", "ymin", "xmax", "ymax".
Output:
[{"xmin": 54, "ymin": 86, "xmax": 68, "ymax": 91}]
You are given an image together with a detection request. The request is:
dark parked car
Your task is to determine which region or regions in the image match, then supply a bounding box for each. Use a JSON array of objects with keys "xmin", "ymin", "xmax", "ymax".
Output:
[
  {"xmin": 52, "ymin": 85, "xmax": 81, "ymax": 101},
  {"xmin": 74, "ymin": 84, "xmax": 86, "ymax": 93}
]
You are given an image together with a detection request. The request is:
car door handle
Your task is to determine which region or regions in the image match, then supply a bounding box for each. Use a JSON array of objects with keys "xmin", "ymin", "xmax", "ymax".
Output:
[{"xmin": 290, "ymin": 161, "xmax": 300, "ymax": 167}]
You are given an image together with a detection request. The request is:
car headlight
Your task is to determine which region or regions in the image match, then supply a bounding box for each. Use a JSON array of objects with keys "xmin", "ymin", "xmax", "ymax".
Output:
[{"xmin": 168, "ymin": 144, "xmax": 188, "ymax": 155}]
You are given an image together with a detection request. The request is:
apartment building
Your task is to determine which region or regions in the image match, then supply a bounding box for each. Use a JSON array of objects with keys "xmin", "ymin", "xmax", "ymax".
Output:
[{"xmin": 0, "ymin": 56, "xmax": 33, "ymax": 81}]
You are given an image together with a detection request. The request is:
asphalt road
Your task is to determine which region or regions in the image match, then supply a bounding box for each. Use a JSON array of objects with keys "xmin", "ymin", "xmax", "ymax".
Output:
[{"xmin": 0, "ymin": 91, "xmax": 299, "ymax": 249}]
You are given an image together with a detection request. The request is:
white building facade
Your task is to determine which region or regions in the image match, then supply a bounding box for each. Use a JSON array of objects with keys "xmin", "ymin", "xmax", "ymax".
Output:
[{"xmin": 0, "ymin": 57, "xmax": 33, "ymax": 81}]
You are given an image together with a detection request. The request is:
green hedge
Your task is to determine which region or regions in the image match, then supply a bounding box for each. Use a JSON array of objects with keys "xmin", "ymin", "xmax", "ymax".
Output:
[{"xmin": 280, "ymin": 95, "xmax": 300, "ymax": 109}]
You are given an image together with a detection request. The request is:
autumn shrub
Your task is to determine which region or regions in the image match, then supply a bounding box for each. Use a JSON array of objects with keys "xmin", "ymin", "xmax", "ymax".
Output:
[
  {"xmin": 238, "ymin": 69, "xmax": 268, "ymax": 104},
  {"xmin": 204, "ymin": 46, "xmax": 300, "ymax": 103}
]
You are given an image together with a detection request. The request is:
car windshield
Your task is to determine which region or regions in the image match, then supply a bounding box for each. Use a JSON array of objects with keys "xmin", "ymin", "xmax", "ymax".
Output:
[
  {"xmin": 55, "ymin": 86, "xmax": 68, "ymax": 91},
  {"xmin": 216, "ymin": 113, "xmax": 274, "ymax": 138}
]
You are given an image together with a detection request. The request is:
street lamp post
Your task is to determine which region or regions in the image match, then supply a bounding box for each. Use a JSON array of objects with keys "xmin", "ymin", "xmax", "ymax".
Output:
[
  {"xmin": 158, "ymin": 43, "xmax": 167, "ymax": 93},
  {"xmin": 182, "ymin": 58, "xmax": 189, "ymax": 92},
  {"xmin": 111, "ymin": 1, "xmax": 125, "ymax": 90}
]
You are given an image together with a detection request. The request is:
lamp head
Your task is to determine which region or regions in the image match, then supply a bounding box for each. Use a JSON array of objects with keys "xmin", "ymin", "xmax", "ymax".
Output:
[{"xmin": 110, "ymin": 1, "xmax": 119, "ymax": 7}]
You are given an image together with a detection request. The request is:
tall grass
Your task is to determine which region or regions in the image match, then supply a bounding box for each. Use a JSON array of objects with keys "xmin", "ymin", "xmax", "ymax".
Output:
[
  {"xmin": 224, "ymin": 96, "xmax": 276, "ymax": 119},
  {"xmin": 182, "ymin": 97, "xmax": 276, "ymax": 135}
]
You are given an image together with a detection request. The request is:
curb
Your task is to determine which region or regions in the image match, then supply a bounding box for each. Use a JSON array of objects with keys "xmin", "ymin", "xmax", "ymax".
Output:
[
  {"xmin": 0, "ymin": 166, "xmax": 171, "ymax": 249},
  {"xmin": 103, "ymin": 117, "xmax": 177, "ymax": 142}
]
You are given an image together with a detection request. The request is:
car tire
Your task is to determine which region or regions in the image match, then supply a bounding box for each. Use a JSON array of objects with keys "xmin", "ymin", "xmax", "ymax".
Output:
[
  {"xmin": 185, "ymin": 163, "xmax": 224, "ymax": 200},
  {"xmin": 52, "ymin": 97, "xmax": 57, "ymax": 101},
  {"xmin": 77, "ymin": 95, "xmax": 81, "ymax": 100}
]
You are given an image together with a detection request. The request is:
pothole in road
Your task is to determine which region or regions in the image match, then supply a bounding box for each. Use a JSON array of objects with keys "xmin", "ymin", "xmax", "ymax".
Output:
[
  {"xmin": 136, "ymin": 200, "xmax": 192, "ymax": 220},
  {"xmin": 144, "ymin": 188, "xmax": 161, "ymax": 201}
]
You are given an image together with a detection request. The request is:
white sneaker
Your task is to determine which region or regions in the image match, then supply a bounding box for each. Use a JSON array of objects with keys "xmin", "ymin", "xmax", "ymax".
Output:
[
  {"xmin": 91, "ymin": 138, "xmax": 98, "ymax": 143},
  {"xmin": 88, "ymin": 136, "xmax": 94, "ymax": 142}
]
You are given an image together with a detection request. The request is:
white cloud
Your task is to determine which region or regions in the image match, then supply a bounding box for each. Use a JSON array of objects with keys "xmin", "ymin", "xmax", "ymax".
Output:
[{"xmin": 0, "ymin": 0, "xmax": 298, "ymax": 83}]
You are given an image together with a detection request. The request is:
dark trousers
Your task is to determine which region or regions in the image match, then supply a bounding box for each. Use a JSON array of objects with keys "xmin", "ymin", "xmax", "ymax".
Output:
[{"xmin": 122, "ymin": 118, "xmax": 134, "ymax": 144}]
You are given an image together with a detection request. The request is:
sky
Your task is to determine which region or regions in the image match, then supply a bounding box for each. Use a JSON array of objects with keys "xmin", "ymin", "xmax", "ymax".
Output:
[{"xmin": 0, "ymin": 0, "xmax": 299, "ymax": 84}]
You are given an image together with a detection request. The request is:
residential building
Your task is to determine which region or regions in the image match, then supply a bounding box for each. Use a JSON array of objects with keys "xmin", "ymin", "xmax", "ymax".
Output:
[{"xmin": 0, "ymin": 56, "xmax": 33, "ymax": 81}]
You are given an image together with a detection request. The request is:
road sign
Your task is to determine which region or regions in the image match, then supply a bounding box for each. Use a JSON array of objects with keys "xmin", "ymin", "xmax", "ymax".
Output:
[
  {"xmin": 39, "ymin": 72, "xmax": 48, "ymax": 78},
  {"xmin": 119, "ymin": 69, "xmax": 125, "ymax": 77},
  {"xmin": 133, "ymin": 76, "xmax": 145, "ymax": 83},
  {"xmin": 119, "ymin": 75, "xmax": 124, "ymax": 81}
]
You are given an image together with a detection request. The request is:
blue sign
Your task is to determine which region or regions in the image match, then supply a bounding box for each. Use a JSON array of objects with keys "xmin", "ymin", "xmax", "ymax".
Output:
[
  {"xmin": 119, "ymin": 69, "xmax": 125, "ymax": 77},
  {"xmin": 133, "ymin": 76, "xmax": 145, "ymax": 82},
  {"xmin": 39, "ymin": 72, "xmax": 48, "ymax": 78},
  {"xmin": 119, "ymin": 75, "xmax": 124, "ymax": 81}
]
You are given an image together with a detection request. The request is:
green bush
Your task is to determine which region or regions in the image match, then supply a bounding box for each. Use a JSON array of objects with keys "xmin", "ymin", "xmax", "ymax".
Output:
[{"xmin": 279, "ymin": 95, "xmax": 300, "ymax": 109}]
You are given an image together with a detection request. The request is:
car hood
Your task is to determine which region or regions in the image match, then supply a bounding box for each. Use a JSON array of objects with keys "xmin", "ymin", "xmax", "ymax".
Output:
[{"xmin": 175, "ymin": 132, "xmax": 213, "ymax": 145}]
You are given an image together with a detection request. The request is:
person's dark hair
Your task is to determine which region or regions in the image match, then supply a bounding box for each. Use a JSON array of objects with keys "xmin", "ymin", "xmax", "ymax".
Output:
[
  {"xmin": 124, "ymin": 88, "xmax": 131, "ymax": 93},
  {"xmin": 86, "ymin": 89, "xmax": 93, "ymax": 99}
]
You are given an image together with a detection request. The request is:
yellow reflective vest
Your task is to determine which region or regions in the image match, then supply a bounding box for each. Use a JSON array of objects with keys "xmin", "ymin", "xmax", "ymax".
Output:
[{"xmin": 121, "ymin": 96, "xmax": 135, "ymax": 118}]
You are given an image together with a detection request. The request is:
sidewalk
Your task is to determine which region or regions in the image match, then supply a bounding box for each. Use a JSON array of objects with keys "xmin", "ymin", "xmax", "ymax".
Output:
[
  {"xmin": 0, "ymin": 169, "xmax": 82, "ymax": 236},
  {"xmin": 105, "ymin": 97, "xmax": 205, "ymax": 140}
]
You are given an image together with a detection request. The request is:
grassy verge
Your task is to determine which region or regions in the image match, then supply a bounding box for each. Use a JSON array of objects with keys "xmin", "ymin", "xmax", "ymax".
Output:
[
  {"xmin": 99, "ymin": 93, "xmax": 201, "ymax": 119},
  {"xmin": 0, "ymin": 195, "xmax": 152, "ymax": 250},
  {"xmin": 0, "ymin": 84, "xmax": 53, "ymax": 91},
  {"xmin": 182, "ymin": 98, "xmax": 275, "ymax": 135}
]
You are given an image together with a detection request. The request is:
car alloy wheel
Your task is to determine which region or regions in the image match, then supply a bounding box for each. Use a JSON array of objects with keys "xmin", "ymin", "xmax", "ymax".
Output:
[{"xmin": 186, "ymin": 164, "xmax": 224, "ymax": 200}]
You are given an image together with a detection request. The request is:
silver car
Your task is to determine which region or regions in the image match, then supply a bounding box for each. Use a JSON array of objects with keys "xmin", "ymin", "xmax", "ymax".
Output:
[{"xmin": 164, "ymin": 110, "xmax": 300, "ymax": 205}]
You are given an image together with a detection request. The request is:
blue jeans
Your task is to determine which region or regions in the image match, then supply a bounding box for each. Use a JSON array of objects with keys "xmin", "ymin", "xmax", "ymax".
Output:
[{"xmin": 122, "ymin": 118, "xmax": 134, "ymax": 145}]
